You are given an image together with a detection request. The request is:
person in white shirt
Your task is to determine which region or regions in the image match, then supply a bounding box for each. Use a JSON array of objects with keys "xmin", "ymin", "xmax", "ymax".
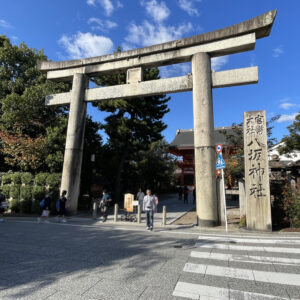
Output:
[
  {"xmin": 136, "ymin": 188, "xmax": 144, "ymax": 212},
  {"xmin": 143, "ymin": 189, "xmax": 156, "ymax": 231}
]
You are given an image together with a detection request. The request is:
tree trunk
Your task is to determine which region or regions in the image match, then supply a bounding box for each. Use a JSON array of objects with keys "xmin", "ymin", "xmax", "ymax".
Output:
[{"xmin": 114, "ymin": 146, "xmax": 128, "ymax": 203}]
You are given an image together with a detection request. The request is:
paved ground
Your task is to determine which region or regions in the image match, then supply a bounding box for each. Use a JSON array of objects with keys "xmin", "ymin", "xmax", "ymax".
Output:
[{"xmin": 1, "ymin": 218, "xmax": 300, "ymax": 299}]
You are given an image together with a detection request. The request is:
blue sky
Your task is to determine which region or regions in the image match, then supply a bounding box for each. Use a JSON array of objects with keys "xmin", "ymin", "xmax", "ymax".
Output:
[{"xmin": 1, "ymin": 0, "xmax": 299, "ymax": 144}]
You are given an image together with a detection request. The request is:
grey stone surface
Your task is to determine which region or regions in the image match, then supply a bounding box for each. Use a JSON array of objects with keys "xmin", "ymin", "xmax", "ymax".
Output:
[
  {"xmin": 126, "ymin": 67, "xmax": 142, "ymax": 84},
  {"xmin": 39, "ymin": 10, "xmax": 276, "ymax": 72},
  {"xmin": 244, "ymin": 110, "xmax": 272, "ymax": 231},
  {"xmin": 45, "ymin": 34, "xmax": 256, "ymax": 81},
  {"xmin": 192, "ymin": 52, "xmax": 218, "ymax": 227},
  {"xmin": 46, "ymin": 67, "xmax": 258, "ymax": 106},
  {"xmin": 60, "ymin": 73, "xmax": 89, "ymax": 214},
  {"xmin": 239, "ymin": 180, "xmax": 246, "ymax": 217}
]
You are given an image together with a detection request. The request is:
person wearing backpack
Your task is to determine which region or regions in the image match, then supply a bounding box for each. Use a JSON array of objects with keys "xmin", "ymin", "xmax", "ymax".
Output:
[
  {"xmin": 57, "ymin": 190, "xmax": 67, "ymax": 223},
  {"xmin": 37, "ymin": 193, "xmax": 52, "ymax": 223},
  {"xmin": 99, "ymin": 189, "xmax": 112, "ymax": 222}
]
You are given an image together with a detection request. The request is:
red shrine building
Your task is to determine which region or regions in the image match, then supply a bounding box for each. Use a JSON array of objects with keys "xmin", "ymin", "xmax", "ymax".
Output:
[{"xmin": 169, "ymin": 127, "xmax": 234, "ymax": 186}]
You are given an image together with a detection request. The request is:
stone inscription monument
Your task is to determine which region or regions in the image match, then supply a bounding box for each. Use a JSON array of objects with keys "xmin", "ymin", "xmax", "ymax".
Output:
[
  {"xmin": 39, "ymin": 10, "xmax": 276, "ymax": 227},
  {"xmin": 244, "ymin": 110, "xmax": 272, "ymax": 231}
]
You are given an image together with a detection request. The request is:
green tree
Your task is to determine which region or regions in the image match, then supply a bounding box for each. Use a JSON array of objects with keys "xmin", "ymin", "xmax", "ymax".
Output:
[
  {"xmin": 279, "ymin": 111, "xmax": 300, "ymax": 154},
  {"xmin": 220, "ymin": 115, "xmax": 280, "ymax": 186},
  {"xmin": 91, "ymin": 51, "xmax": 170, "ymax": 201}
]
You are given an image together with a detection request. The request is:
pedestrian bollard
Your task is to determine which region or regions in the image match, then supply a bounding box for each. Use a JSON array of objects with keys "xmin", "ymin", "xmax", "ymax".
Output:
[
  {"xmin": 92, "ymin": 201, "xmax": 97, "ymax": 219},
  {"xmin": 114, "ymin": 203, "xmax": 118, "ymax": 222},
  {"xmin": 137, "ymin": 204, "xmax": 141, "ymax": 224},
  {"xmin": 162, "ymin": 205, "xmax": 166, "ymax": 225}
]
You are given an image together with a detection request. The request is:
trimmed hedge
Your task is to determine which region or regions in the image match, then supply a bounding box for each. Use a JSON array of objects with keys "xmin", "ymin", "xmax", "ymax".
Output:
[{"xmin": 1, "ymin": 172, "xmax": 61, "ymax": 214}]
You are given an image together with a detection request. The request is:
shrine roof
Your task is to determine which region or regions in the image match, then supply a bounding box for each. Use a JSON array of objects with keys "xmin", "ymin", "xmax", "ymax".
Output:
[{"xmin": 169, "ymin": 127, "xmax": 234, "ymax": 149}]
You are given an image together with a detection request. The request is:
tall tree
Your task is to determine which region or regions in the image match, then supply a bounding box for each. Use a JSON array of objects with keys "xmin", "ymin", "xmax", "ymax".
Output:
[
  {"xmin": 279, "ymin": 111, "xmax": 300, "ymax": 154},
  {"xmin": 0, "ymin": 36, "xmax": 103, "ymax": 176},
  {"xmin": 91, "ymin": 54, "xmax": 170, "ymax": 201}
]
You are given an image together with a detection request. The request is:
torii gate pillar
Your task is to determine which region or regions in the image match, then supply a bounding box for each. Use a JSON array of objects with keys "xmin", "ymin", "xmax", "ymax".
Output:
[
  {"xmin": 192, "ymin": 52, "xmax": 217, "ymax": 226},
  {"xmin": 60, "ymin": 73, "xmax": 88, "ymax": 214}
]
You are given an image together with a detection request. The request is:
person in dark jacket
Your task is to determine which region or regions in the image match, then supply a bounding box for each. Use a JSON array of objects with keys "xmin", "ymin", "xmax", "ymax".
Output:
[
  {"xmin": 37, "ymin": 193, "xmax": 52, "ymax": 223},
  {"xmin": 58, "ymin": 190, "xmax": 68, "ymax": 223}
]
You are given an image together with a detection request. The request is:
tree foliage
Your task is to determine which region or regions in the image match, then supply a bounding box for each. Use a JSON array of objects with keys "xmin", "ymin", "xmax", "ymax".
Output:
[
  {"xmin": 279, "ymin": 111, "xmax": 300, "ymax": 154},
  {"xmin": 91, "ymin": 48, "xmax": 171, "ymax": 200},
  {"xmin": 219, "ymin": 115, "xmax": 280, "ymax": 185}
]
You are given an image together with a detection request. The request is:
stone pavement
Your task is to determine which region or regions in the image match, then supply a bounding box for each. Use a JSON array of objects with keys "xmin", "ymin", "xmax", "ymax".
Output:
[{"xmin": 1, "ymin": 219, "xmax": 300, "ymax": 300}]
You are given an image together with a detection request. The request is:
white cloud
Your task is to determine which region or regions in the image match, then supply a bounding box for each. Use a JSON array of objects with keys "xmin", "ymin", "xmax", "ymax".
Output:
[
  {"xmin": 141, "ymin": 0, "xmax": 170, "ymax": 23},
  {"xmin": 0, "ymin": 19, "xmax": 13, "ymax": 29},
  {"xmin": 159, "ymin": 62, "xmax": 191, "ymax": 78},
  {"xmin": 211, "ymin": 56, "xmax": 229, "ymax": 71},
  {"xmin": 88, "ymin": 17, "xmax": 117, "ymax": 31},
  {"xmin": 58, "ymin": 32, "xmax": 113, "ymax": 59},
  {"xmin": 273, "ymin": 45, "xmax": 283, "ymax": 58},
  {"xmin": 106, "ymin": 20, "xmax": 118, "ymax": 28},
  {"xmin": 124, "ymin": 20, "xmax": 193, "ymax": 48},
  {"xmin": 86, "ymin": 0, "xmax": 114, "ymax": 16},
  {"xmin": 87, "ymin": 0, "xmax": 96, "ymax": 6},
  {"xmin": 277, "ymin": 113, "xmax": 298, "ymax": 123},
  {"xmin": 279, "ymin": 102, "xmax": 297, "ymax": 110},
  {"xmin": 116, "ymin": 1, "xmax": 123, "ymax": 8},
  {"xmin": 178, "ymin": 0, "xmax": 201, "ymax": 16}
]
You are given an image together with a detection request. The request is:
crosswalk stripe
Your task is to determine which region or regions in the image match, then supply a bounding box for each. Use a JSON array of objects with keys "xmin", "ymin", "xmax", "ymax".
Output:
[
  {"xmin": 173, "ymin": 281, "xmax": 291, "ymax": 300},
  {"xmin": 195, "ymin": 242, "xmax": 300, "ymax": 254},
  {"xmin": 198, "ymin": 233, "xmax": 300, "ymax": 240},
  {"xmin": 183, "ymin": 262, "xmax": 300, "ymax": 286},
  {"xmin": 197, "ymin": 236, "xmax": 300, "ymax": 245},
  {"xmin": 190, "ymin": 250, "xmax": 300, "ymax": 266}
]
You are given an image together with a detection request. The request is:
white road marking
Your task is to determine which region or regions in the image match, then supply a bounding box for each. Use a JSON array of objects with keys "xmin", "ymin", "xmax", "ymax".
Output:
[
  {"xmin": 197, "ymin": 236, "xmax": 300, "ymax": 244},
  {"xmin": 198, "ymin": 232, "xmax": 300, "ymax": 240},
  {"xmin": 195, "ymin": 242, "xmax": 300, "ymax": 254},
  {"xmin": 184, "ymin": 263, "xmax": 300, "ymax": 286},
  {"xmin": 190, "ymin": 250, "xmax": 300, "ymax": 266},
  {"xmin": 173, "ymin": 281, "xmax": 291, "ymax": 299}
]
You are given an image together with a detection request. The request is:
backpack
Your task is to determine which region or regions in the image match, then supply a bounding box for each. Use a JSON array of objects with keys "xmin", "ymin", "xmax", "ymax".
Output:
[
  {"xmin": 40, "ymin": 198, "xmax": 45, "ymax": 207},
  {"xmin": 56, "ymin": 200, "xmax": 60, "ymax": 212}
]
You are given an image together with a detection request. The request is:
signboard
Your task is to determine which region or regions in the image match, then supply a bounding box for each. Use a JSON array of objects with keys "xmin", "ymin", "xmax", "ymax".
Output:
[
  {"xmin": 216, "ymin": 153, "xmax": 226, "ymax": 170},
  {"xmin": 216, "ymin": 144, "xmax": 222, "ymax": 153},
  {"xmin": 124, "ymin": 193, "xmax": 134, "ymax": 212},
  {"xmin": 244, "ymin": 110, "xmax": 271, "ymax": 231}
]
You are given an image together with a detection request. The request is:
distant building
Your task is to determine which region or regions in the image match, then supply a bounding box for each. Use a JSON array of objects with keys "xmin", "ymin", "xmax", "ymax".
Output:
[
  {"xmin": 169, "ymin": 127, "xmax": 234, "ymax": 186},
  {"xmin": 268, "ymin": 142, "xmax": 300, "ymax": 190}
]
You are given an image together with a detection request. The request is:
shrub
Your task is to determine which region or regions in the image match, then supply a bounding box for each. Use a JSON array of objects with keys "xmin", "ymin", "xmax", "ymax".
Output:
[
  {"xmin": 34, "ymin": 173, "xmax": 48, "ymax": 186},
  {"xmin": 287, "ymin": 191, "xmax": 300, "ymax": 228},
  {"xmin": 21, "ymin": 185, "xmax": 32, "ymax": 201},
  {"xmin": 10, "ymin": 199, "xmax": 20, "ymax": 213},
  {"xmin": 21, "ymin": 173, "xmax": 34, "ymax": 185},
  {"xmin": 11, "ymin": 173, "xmax": 22, "ymax": 185},
  {"xmin": 1, "ymin": 185, "xmax": 10, "ymax": 199},
  {"xmin": 2, "ymin": 174, "xmax": 12, "ymax": 185},
  {"xmin": 46, "ymin": 173, "xmax": 61, "ymax": 189},
  {"xmin": 10, "ymin": 184, "xmax": 21, "ymax": 201},
  {"xmin": 239, "ymin": 215, "xmax": 246, "ymax": 227},
  {"xmin": 20, "ymin": 199, "xmax": 32, "ymax": 214}
]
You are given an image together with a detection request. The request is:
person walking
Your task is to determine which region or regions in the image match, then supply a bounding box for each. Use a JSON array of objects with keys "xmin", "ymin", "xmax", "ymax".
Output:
[
  {"xmin": 183, "ymin": 186, "xmax": 188, "ymax": 204},
  {"xmin": 143, "ymin": 189, "xmax": 156, "ymax": 231},
  {"xmin": 38, "ymin": 193, "xmax": 52, "ymax": 223},
  {"xmin": 136, "ymin": 188, "xmax": 144, "ymax": 212},
  {"xmin": 99, "ymin": 189, "xmax": 112, "ymax": 222},
  {"xmin": 57, "ymin": 190, "xmax": 67, "ymax": 223},
  {"xmin": 0, "ymin": 189, "xmax": 6, "ymax": 222}
]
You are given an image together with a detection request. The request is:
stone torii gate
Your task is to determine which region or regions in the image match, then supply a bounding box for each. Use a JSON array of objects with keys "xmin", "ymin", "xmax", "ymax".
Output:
[{"xmin": 39, "ymin": 10, "xmax": 276, "ymax": 226}]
